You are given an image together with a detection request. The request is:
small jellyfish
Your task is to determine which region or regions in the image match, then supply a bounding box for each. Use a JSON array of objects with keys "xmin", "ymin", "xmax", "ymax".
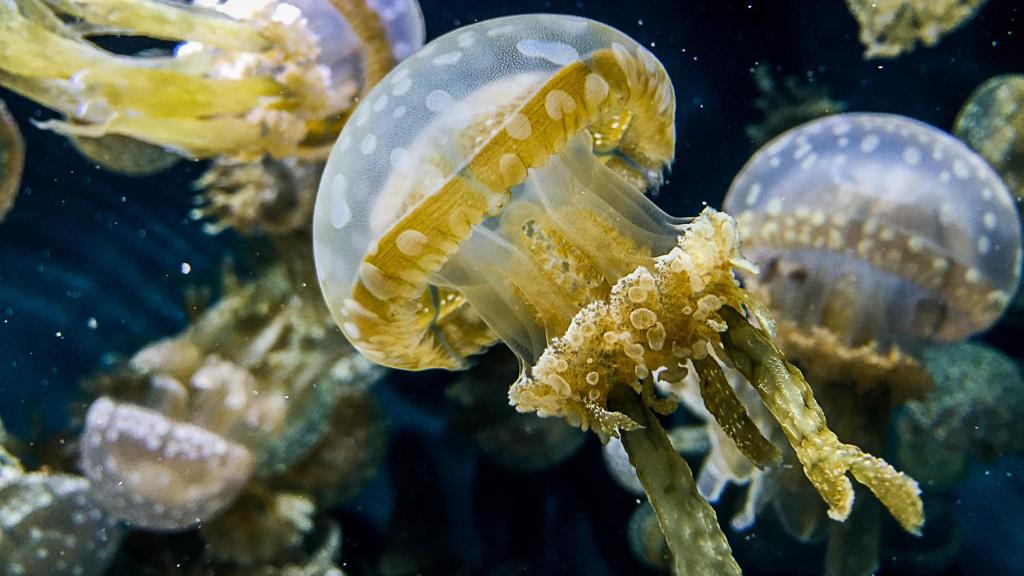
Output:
[
  {"xmin": 80, "ymin": 393, "xmax": 257, "ymax": 531},
  {"xmin": 272, "ymin": 376, "xmax": 387, "ymax": 505},
  {"xmin": 448, "ymin": 346, "xmax": 586, "ymax": 472},
  {"xmin": 725, "ymin": 113, "xmax": 1022, "ymax": 351},
  {"xmin": 846, "ymin": 0, "xmax": 989, "ymax": 59},
  {"xmin": 896, "ymin": 342, "xmax": 1024, "ymax": 487},
  {"xmin": 955, "ymin": 74, "xmax": 1024, "ymax": 202},
  {"xmin": 69, "ymin": 133, "xmax": 181, "ymax": 177},
  {"xmin": 0, "ymin": 0, "xmax": 424, "ymax": 159},
  {"xmin": 199, "ymin": 488, "xmax": 316, "ymax": 566},
  {"xmin": 192, "ymin": 156, "xmax": 323, "ymax": 236},
  {"xmin": 0, "ymin": 98, "xmax": 25, "ymax": 222},
  {"xmin": 0, "ymin": 469, "xmax": 123, "ymax": 576},
  {"xmin": 314, "ymin": 15, "xmax": 923, "ymax": 572},
  {"xmin": 627, "ymin": 502, "xmax": 671, "ymax": 572},
  {"xmin": 746, "ymin": 64, "xmax": 846, "ymax": 146}
]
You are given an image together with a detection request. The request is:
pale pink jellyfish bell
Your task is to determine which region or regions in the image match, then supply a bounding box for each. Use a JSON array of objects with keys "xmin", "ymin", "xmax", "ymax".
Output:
[
  {"xmin": 724, "ymin": 112, "xmax": 1023, "ymax": 349},
  {"xmin": 80, "ymin": 395, "xmax": 255, "ymax": 531}
]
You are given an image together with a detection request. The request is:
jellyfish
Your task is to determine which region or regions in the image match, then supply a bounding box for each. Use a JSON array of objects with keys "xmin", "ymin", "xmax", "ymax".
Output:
[
  {"xmin": 80, "ymin": 392, "xmax": 257, "ymax": 531},
  {"xmin": 312, "ymin": 14, "xmax": 924, "ymax": 573},
  {"xmin": 192, "ymin": 156, "xmax": 324, "ymax": 235},
  {"xmin": 0, "ymin": 98, "xmax": 24, "ymax": 222},
  {"xmin": 0, "ymin": 0, "xmax": 424, "ymax": 160},
  {"xmin": 726, "ymin": 113, "xmax": 1021, "ymax": 351},
  {"xmin": 846, "ymin": 0, "xmax": 989, "ymax": 59},
  {"xmin": 69, "ymin": 133, "xmax": 182, "ymax": 177},
  {"xmin": 721, "ymin": 112, "xmax": 1021, "ymax": 572},
  {"xmin": 80, "ymin": 261, "xmax": 383, "ymax": 530},
  {"xmin": 272, "ymin": 374, "xmax": 387, "ymax": 505},
  {"xmin": 896, "ymin": 342, "xmax": 1024, "ymax": 488},
  {"xmin": 199, "ymin": 487, "xmax": 316, "ymax": 566},
  {"xmin": 0, "ymin": 462, "xmax": 123, "ymax": 576},
  {"xmin": 448, "ymin": 346, "xmax": 586, "ymax": 472},
  {"xmin": 746, "ymin": 64, "xmax": 845, "ymax": 146},
  {"xmin": 955, "ymin": 74, "xmax": 1024, "ymax": 202}
]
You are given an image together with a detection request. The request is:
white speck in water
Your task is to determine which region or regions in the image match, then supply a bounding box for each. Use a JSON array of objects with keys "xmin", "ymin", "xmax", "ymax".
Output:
[{"xmin": 180, "ymin": 262, "xmax": 192, "ymax": 275}]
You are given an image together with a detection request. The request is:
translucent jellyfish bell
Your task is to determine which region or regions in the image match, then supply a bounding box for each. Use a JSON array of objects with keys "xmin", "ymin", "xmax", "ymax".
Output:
[
  {"xmin": 0, "ymin": 471, "xmax": 123, "ymax": 576},
  {"xmin": 724, "ymin": 113, "xmax": 1022, "ymax": 349},
  {"xmin": 314, "ymin": 15, "xmax": 924, "ymax": 573},
  {"xmin": 80, "ymin": 396, "xmax": 255, "ymax": 531},
  {"xmin": 314, "ymin": 13, "xmax": 677, "ymax": 371},
  {"xmin": 197, "ymin": 0, "xmax": 425, "ymax": 89},
  {"xmin": 0, "ymin": 99, "xmax": 24, "ymax": 221}
]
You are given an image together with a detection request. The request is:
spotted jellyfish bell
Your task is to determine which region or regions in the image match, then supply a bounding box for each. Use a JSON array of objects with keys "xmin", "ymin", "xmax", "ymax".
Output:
[
  {"xmin": 79, "ymin": 383, "xmax": 256, "ymax": 531},
  {"xmin": 314, "ymin": 15, "xmax": 924, "ymax": 574},
  {"xmin": 724, "ymin": 112, "xmax": 1022, "ymax": 352},
  {"xmin": 0, "ymin": 467, "xmax": 123, "ymax": 576}
]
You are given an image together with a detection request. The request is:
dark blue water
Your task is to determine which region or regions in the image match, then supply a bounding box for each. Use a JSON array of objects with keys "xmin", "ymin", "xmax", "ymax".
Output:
[{"xmin": 1, "ymin": 1, "xmax": 1022, "ymax": 574}]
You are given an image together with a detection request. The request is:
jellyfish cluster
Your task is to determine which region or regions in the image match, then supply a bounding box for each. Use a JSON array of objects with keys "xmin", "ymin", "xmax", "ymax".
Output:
[
  {"xmin": 313, "ymin": 14, "xmax": 924, "ymax": 573},
  {"xmin": 0, "ymin": 2, "xmax": 1021, "ymax": 575}
]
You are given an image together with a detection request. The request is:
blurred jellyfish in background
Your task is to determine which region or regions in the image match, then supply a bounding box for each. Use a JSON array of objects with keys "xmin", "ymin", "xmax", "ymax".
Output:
[
  {"xmin": 720, "ymin": 112, "xmax": 1022, "ymax": 573},
  {"xmin": 745, "ymin": 64, "xmax": 846, "ymax": 147},
  {"xmin": 0, "ymin": 0, "xmax": 424, "ymax": 160},
  {"xmin": 846, "ymin": 0, "xmax": 989, "ymax": 58},
  {"xmin": 955, "ymin": 74, "xmax": 1024, "ymax": 203},
  {"xmin": 448, "ymin": 346, "xmax": 586, "ymax": 473},
  {"xmin": 78, "ymin": 259, "xmax": 384, "ymax": 534},
  {"xmin": 0, "ymin": 99, "xmax": 24, "ymax": 222},
  {"xmin": 896, "ymin": 342, "xmax": 1024, "ymax": 488},
  {"xmin": 313, "ymin": 15, "xmax": 926, "ymax": 573},
  {"xmin": 0, "ymin": 433, "xmax": 123, "ymax": 576},
  {"xmin": 0, "ymin": 0, "xmax": 424, "ymax": 239}
]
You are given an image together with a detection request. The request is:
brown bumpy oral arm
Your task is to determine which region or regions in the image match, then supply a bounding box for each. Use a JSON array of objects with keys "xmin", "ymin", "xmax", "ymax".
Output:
[{"xmin": 718, "ymin": 306, "xmax": 923, "ymax": 534}]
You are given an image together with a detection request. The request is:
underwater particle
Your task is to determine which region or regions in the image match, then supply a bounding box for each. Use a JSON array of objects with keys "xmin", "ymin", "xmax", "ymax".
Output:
[
  {"xmin": 955, "ymin": 74, "xmax": 1024, "ymax": 202},
  {"xmin": 725, "ymin": 112, "xmax": 1022, "ymax": 350},
  {"xmin": 313, "ymin": 14, "xmax": 923, "ymax": 573},
  {"xmin": 69, "ymin": 133, "xmax": 181, "ymax": 177},
  {"xmin": 448, "ymin": 346, "xmax": 586, "ymax": 472},
  {"xmin": 896, "ymin": 342, "xmax": 1024, "ymax": 487},
  {"xmin": 0, "ymin": 98, "xmax": 25, "ymax": 222},
  {"xmin": 80, "ymin": 395, "xmax": 257, "ymax": 531},
  {"xmin": 0, "ymin": 471, "xmax": 123, "ymax": 576},
  {"xmin": 846, "ymin": 0, "xmax": 989, "ymax": 58},
  {"xmin": 193, "ymin": 156, "xmax": 323, "ymax": 235},
  {"xmin": 200, "ymin": 488, "xmax": 315, "ymax": 566},
  {"xmin": 746, "ymin": 64, "xmax": 845, "ymax": 147},
  {"xmin": 0, "ymin": 0, "xmax": 424, "ymax": 159}
]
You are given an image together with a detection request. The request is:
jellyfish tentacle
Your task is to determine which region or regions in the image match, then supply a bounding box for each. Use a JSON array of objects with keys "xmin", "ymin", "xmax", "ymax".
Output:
[
  {"xmin": 692, "ymin": 356, "xmax": 782, "ymax": 469},
  {"xmin": 718, "ymin": 306, "xmax": 924, "ymax": 534},
  {"xmin": 608, "ymin": 385, "xmax": 742, "ymax": 576},
  {"xmin": 327, "ymin": 0, "xmax": 395, "ymax": 92}
]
